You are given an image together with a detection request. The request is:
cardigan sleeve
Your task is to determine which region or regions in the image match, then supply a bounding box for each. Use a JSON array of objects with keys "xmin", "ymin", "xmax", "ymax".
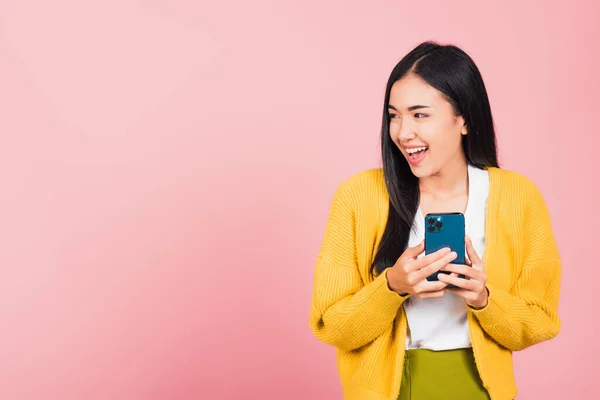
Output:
[
  {"xmin": 309, "ymin": 179, "xmax": 408, "ymax": 352},
  {"xmin": 472, "ymin": 181, "xmax": 561, "ymax": 351}
]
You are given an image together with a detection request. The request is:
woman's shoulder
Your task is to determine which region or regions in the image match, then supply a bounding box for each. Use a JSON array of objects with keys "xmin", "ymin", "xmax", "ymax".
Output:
[
  {"xmin": 331, "ymin": 168, "xmax": 387, "ymax": 205},
  {"xmin": 335, "ymin": 168, "xmax": 385, "ymax": 193},
  {"xmin": 338, "ymin": 167, "xmax": 384, "ymax": 187},
  {"xmin": 488, "ymin": 167, "xmax": 542, "ymax": 193},
  {"xmin": 487, "ymin": 167, "xmax": 548, "ymax": 207}
]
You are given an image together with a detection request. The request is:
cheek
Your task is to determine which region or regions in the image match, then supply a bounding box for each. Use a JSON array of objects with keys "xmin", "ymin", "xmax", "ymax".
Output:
[
  {"xmin": 446, "ymin": 128, "xmax": 464, "ymax": 149},
  {"xmin": 417, "ymin": 123, "xmax": 440, "ymax": 145},
  {"xmin": 430, "ymin": 120, "xmax": 461, "ymax": 143},
  {"xmin": 436, "ymin": 136, "xmax": 463, "ymax": 165},
  {"xmin": 423, "ymin": 122, "xmax": 462, "ymax": 155}
]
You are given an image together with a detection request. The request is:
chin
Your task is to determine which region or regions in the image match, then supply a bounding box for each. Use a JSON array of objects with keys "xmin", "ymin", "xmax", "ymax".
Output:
[{"xmin": 408, "ymin": 164, "xmax": 432, "ymax": 179}]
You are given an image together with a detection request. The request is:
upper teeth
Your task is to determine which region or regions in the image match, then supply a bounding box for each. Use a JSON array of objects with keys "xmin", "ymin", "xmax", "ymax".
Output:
[{"xmin": 407, "ymin": 147, "xmax": 427, "ymax": 154}]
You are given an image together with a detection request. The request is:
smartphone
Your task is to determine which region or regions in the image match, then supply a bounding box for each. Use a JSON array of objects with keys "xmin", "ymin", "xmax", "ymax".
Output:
[{"xmin": 424, "ymin": 212, "xmax": 465, "ymax": 284}]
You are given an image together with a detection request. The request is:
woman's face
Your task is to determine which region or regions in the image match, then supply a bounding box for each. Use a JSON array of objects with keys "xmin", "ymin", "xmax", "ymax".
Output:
[{"xmin": 388, "ymin": 74, "xmax": 467, "ymax": 178}]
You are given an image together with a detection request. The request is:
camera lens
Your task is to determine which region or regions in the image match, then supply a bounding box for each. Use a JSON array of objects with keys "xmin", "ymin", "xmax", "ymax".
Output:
[
  {"xmin": 427, "ymin": 217, "xmax": 435, "ymax": 225},
  {"xmin": 435, "ymin": 221, "xmax": 442, "ymax": 228},
  {"xmin": 427, "ymin": 225, "xmax": 435, "ymax": 232}
]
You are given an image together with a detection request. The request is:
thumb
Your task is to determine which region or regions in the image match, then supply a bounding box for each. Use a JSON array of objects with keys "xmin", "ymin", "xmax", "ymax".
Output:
[{"xmin": 403, "ymin": 240, "xmax": 424, "ymax": 259}]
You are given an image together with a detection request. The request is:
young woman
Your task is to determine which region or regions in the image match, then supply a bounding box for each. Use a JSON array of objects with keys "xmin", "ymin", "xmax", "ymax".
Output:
[{"xmin": 309, "ymin": 41, "xmax": 561, "ymax": 400}]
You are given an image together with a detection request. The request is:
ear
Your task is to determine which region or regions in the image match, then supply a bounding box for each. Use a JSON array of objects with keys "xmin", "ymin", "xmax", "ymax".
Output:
[{"xmin": 458, "ymin": 116, "xmax": 468, "ymax": 136}]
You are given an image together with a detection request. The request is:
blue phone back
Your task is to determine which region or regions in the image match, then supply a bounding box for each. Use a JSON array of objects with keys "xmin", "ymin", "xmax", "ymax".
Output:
[{"xmin": 424, "ymin": 212, "xmax": 465, "ymax": 282}]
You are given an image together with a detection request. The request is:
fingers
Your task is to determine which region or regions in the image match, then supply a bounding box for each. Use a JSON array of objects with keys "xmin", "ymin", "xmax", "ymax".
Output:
[
  {"xmin": 447, "ymin": 288, "xmax": 483, "ymax": 304},
  {"xmin": 414, "ymin": 279, "xmax": 447, "ymax": 294},
  {"xmin": 406, "ymin": 247, "xmax": 453, "ymax": 272},
  {"xmin": 441, "ymin": 263, "xmax": 486, "ymax": 281},
  {"xmin": 413, "ymin": 251, "xmax": 457, "ymax": 279},
  {"xmin": 465, "ymin": 236, "xmax": 484, "ymax": 271},
  {"xmin": 402, "ymin": 240, "xmax": 425, "ymax": 259},
  {"xmin": 438, "ymin": 273, "xmax": 485, "ymax": 292},
  {"xmin": 447, "ymin": 288, "xmax": 475, "ymax": 300},
  {"xmin": 416, "ymin": 289, "xmax": 446, "ymax": 299}
]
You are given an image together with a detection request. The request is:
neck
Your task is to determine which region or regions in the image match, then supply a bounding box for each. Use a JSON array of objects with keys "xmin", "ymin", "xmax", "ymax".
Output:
[{"xmin": 419, "ymin": 156, "xmax": 469, "ymax": 197}]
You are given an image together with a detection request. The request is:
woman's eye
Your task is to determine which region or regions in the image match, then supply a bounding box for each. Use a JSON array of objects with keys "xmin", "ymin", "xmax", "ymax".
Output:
[
  {"xmin": 389, "ymin": 114, "xmax": 400, "ymax": 119},
  {"xmin": 414, "ymin": 113, "xmax": 428, "ymax": 118}
]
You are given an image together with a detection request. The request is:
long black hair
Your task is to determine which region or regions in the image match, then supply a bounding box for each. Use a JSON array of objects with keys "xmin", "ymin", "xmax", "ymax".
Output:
[{"xmin": 370, "ymin": 41, "xmax": 500, "ymax": 277}]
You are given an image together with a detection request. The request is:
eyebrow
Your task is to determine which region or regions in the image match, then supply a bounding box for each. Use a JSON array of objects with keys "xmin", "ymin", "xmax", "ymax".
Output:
[{"xmin": 387, "ymin": 105, "xmax": 431, "ymax": 111}]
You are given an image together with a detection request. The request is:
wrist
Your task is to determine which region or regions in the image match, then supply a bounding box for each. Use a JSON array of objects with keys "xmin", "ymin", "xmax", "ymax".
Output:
[
  {"xmin": 469, "ymin": 287, "xmax": 490, "ymax": 310},
  {"xmin": 385, "ymin": 269, "xmax": 409, "ymax": 297},
  {"xmin": 385, "ymin": 269, "xmax": 397, "ymax": 292}
]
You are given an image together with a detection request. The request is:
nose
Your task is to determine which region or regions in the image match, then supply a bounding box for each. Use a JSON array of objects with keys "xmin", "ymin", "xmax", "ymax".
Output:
[{"xmin": 398, "ymin": 117, "xmax": 417, "ymax": 142}]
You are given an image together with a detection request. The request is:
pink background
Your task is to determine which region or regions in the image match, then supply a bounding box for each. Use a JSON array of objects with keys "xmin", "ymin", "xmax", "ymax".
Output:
[{"xmin": 0, "ymin": 0, "xmax": 597, "ymax": 399}]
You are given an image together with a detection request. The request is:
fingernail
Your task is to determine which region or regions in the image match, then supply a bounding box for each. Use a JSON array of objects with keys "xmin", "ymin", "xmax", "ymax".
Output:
[{"xmin": 448, "ymin": 251, "xmax": 457, "ymax": 259}]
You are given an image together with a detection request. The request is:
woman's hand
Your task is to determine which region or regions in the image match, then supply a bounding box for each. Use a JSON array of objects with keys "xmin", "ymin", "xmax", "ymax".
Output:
[
  {"xmin": 438, "ymin": 236, "xmax": 489, "ymax": 309},
  {"xmin": 386, "ymin": 241, "xmax": 458, "ymax": 298}
]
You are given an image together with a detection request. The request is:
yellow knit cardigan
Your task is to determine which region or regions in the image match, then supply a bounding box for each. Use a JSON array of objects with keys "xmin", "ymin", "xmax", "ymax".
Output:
[{"xmin": 309, "ymin": 167, "xmax": 561, "ymax": 400}]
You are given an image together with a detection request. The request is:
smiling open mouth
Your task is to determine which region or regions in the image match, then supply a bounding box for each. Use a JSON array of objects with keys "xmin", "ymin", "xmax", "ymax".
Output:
[{"xmin": 406, "ymin": 146, "xmax": 428, "ymax": 161}]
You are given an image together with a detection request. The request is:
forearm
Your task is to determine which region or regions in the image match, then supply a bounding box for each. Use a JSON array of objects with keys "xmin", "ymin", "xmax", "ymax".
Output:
[
  {"xmin": 309, "ymin": 262, "xmax": 408, "ymax": 351},
  {"xmin": 473, "ymin": 279, "xmax": 560, "ymax": 351}
]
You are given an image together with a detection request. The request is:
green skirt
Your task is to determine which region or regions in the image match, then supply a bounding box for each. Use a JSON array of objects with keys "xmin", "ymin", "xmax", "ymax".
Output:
[{"xmin": 397, "ymin": 348, "xmax": 490, "ymax": 400}]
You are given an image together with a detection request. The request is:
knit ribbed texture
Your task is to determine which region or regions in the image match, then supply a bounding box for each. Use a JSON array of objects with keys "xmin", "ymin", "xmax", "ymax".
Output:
[{"xmin": 309, "ymin": 167, "xmax": 561, "ymax": 400}]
